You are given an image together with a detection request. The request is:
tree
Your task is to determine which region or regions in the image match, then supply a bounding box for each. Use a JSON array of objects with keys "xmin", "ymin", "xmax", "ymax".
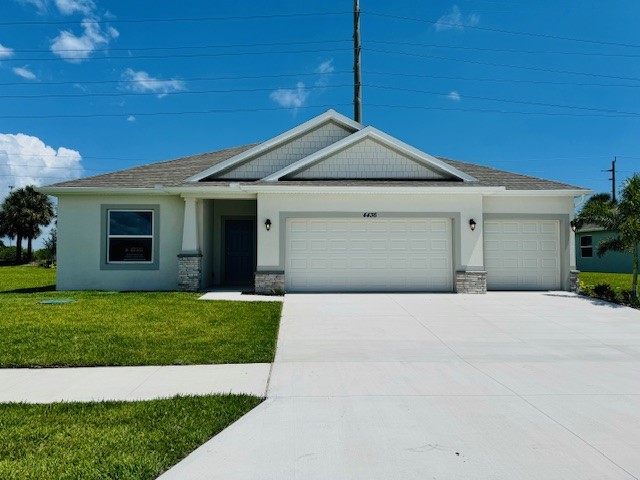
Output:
[
  {"xmin": 577, "ymin": 174, "xmax": 640, "ymax": 300},
  {"xmin": 0, "ymin": 186, "xmax": 54, "ymax": 263}
]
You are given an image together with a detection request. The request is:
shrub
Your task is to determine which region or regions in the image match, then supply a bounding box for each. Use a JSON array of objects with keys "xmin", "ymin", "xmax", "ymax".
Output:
[
  {"xmin": 592, "ymin": 283, "xmax": 618, "ymax": 302},
  {"xmin": 0, "ymin": 246, "xmax": 16, "ymax": 262}
]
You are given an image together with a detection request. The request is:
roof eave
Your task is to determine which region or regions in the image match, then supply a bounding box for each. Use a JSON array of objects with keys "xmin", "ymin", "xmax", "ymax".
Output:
[{"xmin": 490, "ymin": 189, "xmax": 592, "ymax": 196}]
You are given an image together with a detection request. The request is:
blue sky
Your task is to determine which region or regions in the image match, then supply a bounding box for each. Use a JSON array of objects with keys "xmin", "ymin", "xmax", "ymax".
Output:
[{"xmin": 1, "ymin": 0, "xmax": 639, "ymax": 211}]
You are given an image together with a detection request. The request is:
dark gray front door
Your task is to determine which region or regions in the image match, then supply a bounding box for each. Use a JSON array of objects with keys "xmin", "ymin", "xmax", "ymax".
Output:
[{"xmin": 224, "ymin": 219, "xmax": 255, "ymax": 284}]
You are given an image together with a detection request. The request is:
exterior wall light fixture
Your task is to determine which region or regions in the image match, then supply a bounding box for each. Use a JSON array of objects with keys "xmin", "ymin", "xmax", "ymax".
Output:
[
  {"xmin": 265, "ymin": 219, "xmax": 272, "ymax": 231},
  {"xmin": 469, "ymin": 219, "xmax": 477, "ymax": 231},
  {"xmin": 570, "ymin": 220, "xmax": 577, "ymax": 233}
]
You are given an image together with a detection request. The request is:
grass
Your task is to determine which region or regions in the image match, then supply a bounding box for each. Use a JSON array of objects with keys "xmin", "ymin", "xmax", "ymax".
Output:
[
  {"xmin": 579, "ymin": 271, "xmax": 638, "ymax": 307},
  {"xmin": 0, "ymin": 266, "xmax": 282, "ymax": 367},
  {"xmin": 0, "ymin": 394, "xmax": 262, "ymax": 480}
]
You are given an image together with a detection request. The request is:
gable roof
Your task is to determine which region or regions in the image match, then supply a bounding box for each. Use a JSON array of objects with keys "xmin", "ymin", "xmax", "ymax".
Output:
[
  {"xmin": 42, "ymin": 109, "xmax": 588, "ymax": 193},
  {"xmin": 262, "ymin": 126, "xmax": 475, "ymax": 182},
  {"xmin": 185, "ymin": 109, "xmax": 362, "ymax": 182}
]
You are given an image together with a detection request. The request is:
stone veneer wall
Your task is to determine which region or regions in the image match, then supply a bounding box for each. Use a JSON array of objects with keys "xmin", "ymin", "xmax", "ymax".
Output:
[
  {"xmin": 178, "ymin": 254, "xmax": 202, "ymax": 291},
  {"xmin": 455, "ymin": 271, "xmax": 487, "ymax": 294},
  {"xmin": 569, "ymin": 269, "xmax": 580, "ymax": 293},
  {"xmin": 255, "ymin": 271, "xmax": 285, "ymax": 295}
]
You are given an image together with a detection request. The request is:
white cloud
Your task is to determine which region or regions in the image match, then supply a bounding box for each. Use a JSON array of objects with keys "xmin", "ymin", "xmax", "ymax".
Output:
[
  {"xmin": 12, "ymin": 67, "xmax": 37, "ymax": 80},
  {"xmin": 448, "ymin": 90, "xmax": 461, "ymax": 101},
  {"xmin": 315, "ymin": 59, "xmax": 335, "ymax": 75},
  {"xmin": 270, "ymin": 82, "xmax": 309, "ymax": 109},
  {"xmin": 15, "ymin": 0, "xmax": 49, "ymax": 14},
  {"xmin": 127, "ymin": 115, "xmax": 136, "ymax": 122},
  {"xmin": 121, "ymin": 69, "xmax": 186, "ymax": 98},
  {"xmin": 54, "ymin": 0, "xmax": 95, "ymax": 15},
  {"xmin": 0, "ymin": 133, "xmax": 82, "ymax": 201},
  {"xmin": 50, "ymin": 18, "xmax": 119, "ymax": 63},
  {"xmin": 0, "ymin": 44, "xmax": 15, "ymax": 59},
  {"xmin": 434, "ymin": 5, "xmax": 479, "ymax": 32}
]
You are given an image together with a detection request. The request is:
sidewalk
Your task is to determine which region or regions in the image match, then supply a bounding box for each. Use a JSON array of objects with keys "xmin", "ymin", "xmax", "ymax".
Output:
[{"xmin": 0, "ymin": 363, "xmax": 270, "ymax": 403}]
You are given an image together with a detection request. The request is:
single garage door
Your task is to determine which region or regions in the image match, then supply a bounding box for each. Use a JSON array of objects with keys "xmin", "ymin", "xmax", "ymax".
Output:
[
  {"xmin": 484, "ymin": 219, "xmax": 561, "ymax": 290},
  {"xmin": 285, "ymin": 217, "xmax": 453, "ymax": 292}
]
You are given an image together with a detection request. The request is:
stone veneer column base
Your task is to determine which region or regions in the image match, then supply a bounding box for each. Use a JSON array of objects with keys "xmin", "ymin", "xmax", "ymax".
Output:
[
  {"xmin": 255, "ymin": 271, "xmax": 285, "ymax": 295},
  {"xmin": 455, "ymin": 271, "xmax": 487, "ymax": 294},
  {"xmin": 569, "ymin": 269, "xmax": 580, "ymax": 293},
  {"xmin": 177, "ymin": 253, "xmax": 202, "ymax": 292}
]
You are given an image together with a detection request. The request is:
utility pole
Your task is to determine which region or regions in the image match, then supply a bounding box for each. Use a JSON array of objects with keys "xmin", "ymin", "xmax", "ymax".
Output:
[
  {"xmin": 602, "ymin": 157, "xmax": 617, "ymax": 202},
  {"xmin": 353, "ymin": 0, "xmax": 362, "ymax": 123}
]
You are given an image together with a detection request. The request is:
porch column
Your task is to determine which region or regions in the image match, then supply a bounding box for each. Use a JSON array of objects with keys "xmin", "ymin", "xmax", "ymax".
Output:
[{"xmin": 178, "ymin": 197, "xmax": 202, "ymax": 291}]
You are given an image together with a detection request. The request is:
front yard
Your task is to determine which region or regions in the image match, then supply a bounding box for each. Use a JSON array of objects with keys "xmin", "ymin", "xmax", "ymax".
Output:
[
  {"xmin": 0, "ymin": 394, "xmax": 261, "ymax": 480},
  {"xmin": 0, "ymin": 266, "xmax": 282, "ymax": 367},
  {"xmin": 0, "ymin": 265, "xmax": 280, "ymax": 478}
]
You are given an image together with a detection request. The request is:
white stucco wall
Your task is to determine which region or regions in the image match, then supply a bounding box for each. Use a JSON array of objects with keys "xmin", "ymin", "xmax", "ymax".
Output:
[
  {"xmin": 256, "ymin": 193, "xmax": 484, "ymax": 272},
  {"xmin": 56, "ymin": 194, "xmax": 184, "ymax": 291}
]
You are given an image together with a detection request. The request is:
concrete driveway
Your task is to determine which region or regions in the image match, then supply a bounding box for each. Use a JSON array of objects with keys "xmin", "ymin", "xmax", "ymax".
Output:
[{"xmin": 161, "ymin": 292, "xmax": 640, "ymax": 480}]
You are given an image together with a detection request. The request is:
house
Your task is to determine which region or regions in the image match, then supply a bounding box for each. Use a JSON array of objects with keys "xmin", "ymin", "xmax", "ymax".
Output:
[
  {"xmin": 41, "ymin": 110, "xmax": 589, "ymax": 294},
  {"xmin": 576, "ymin": 225, "xmax": 639, "ymax": 274}
]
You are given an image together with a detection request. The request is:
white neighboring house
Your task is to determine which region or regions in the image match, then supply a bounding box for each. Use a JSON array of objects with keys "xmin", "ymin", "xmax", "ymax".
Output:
[{"xmin": 40, "ymin": 110, "xmax": 590, "ymax": 294}]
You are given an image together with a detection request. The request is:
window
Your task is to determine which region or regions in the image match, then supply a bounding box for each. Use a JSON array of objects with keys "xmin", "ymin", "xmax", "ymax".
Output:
[
  {"xmin": 580, "ymin": 235, "xmax": 593, "ymax": 258},
  {"xmin": 107, "ymin": 210, "xmax": 154, "ymax": 263}
]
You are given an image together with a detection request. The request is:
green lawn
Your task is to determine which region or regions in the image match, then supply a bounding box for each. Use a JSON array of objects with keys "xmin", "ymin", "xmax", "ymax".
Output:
[
  {"xmin": 0, "ymin": 394, "xmax": 261, "ymax": 480},
  {"xmin": 579, "ymin": 271, "xmax": 638, "ymax": 306},
  {"xmin": 0, "ymin": 266, "xmax": 282, "ymax": 367}
]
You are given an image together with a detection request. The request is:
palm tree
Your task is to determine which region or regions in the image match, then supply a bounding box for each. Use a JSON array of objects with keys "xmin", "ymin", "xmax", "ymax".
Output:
[
  {"xmin": 577, "ymin": 174, "xmax": 640, "ymax": 300},
  {"xmin": 0, "ymin": 186, "xmax": 54, "ymax": 263}
]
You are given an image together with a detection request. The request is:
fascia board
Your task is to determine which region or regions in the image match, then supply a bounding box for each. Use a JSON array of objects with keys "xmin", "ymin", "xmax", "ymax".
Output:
[
  {"xmin": 263, "ymin": 126, "xmax": 477, "ymax": 182},
  {"xmin": 490, "ymin": 189, "xmax": 592, "ymax": 196},
  {"xmin": 37, "ymin": 186, "xmax": 172, "ymax": 196},
  {"xmin": 184, "ymin": 109, "xmax": 362, "ymax": 183},
  {"xmin": 242, "ymin": 185, "xmax": 505, "ymax": 194}
]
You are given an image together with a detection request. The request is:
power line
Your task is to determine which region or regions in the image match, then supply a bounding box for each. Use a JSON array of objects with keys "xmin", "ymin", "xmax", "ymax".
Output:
[
  {"xmin": 3, "ymin": 82, "xmax": 635, "ymax": 119},
  {"xmin": 0, "ymin": 103, "xmax": 635, "ymax": 120},
  {"xmin": 0, "ymin": 103, "xmax": 353, "ymax": 119},
  {"xmin": 366, "ymin": 70, "xmax": 640, "ymax": 89},
  {"xmin": 365, "ymin": 11, "xmax": 640, "ymax": 49},
  {"xmin": 367, "ymin": 84, "xmax": 640, "ymax": 117},
  {"xmin": 367, "ymin": 103, "xmax": 635, "ymax": 118},
  {"xmin": 365, "ymin": 48, "xmax": 640, "ymax": 83},
  {"xmin": 0, "ymin": 71, "xmax": 353, "ymax": 88},
  {"xmin": 7, "ymin": 39, "xmax": 350, "ymax": 54},
  {"xmin": 2, "ymin": 47, "xmax": 353, "ymax": 62},
  {"xmin": 0, "ymin": 84, "xmax": 352, "ymax": 99},
  {"xmin": 367, "ymin": 39, "xmax": 640, "ymax": 58},
  {"xmin": 0, "ymin": 11, "xmax": 350, "ymax": 26}
]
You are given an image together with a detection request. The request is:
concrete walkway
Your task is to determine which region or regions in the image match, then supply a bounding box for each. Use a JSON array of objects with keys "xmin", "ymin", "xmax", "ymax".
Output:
[
  {"xmin": 161, "ymin": 292, "xmax": 640, "ymax": 480},
  {"xmin": 0, "ymin": 364, "xmax": 270, "ymax": 403}
]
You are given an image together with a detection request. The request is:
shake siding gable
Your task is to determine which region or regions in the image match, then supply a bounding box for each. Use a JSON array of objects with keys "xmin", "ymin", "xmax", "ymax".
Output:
[
  {"xmin": 217, "ymin": 121, "xmax": 353, "ymax": 180},
  {"xmin": 290, "ymin": 138, "xmax": 449, "ymax": 180}
]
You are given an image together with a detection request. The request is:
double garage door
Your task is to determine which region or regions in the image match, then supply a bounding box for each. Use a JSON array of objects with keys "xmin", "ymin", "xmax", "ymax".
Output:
[
  {"xmin": 284, "ymin": 217, "xmax": 562, "ymax": 292},
  {"xmin": 285, "ymin": 217, "xmax": 453, "ymax": 292}
]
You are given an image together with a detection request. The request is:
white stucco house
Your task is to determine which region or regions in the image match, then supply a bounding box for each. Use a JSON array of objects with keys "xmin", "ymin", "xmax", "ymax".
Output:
[{"xmin": 41, "ymin": 110, "xmax": 589, "ymax": 294}]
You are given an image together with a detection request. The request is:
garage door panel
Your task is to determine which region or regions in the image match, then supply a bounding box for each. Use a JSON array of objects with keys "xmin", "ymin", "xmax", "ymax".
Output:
[
  {"xmin": 286, "ymin": 217, "xmax": 452, "ymax": 292},
  {"xmin": 485, "ymin": 219, "xmax": 560, "ymax": 291}
]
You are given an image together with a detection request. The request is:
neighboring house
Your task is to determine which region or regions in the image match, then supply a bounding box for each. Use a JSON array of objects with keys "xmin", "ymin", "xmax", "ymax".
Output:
[
  {"xmin": 576, "ymin": 226, "xmax": 639, "ymax": 274},
  {"xmin": 41, "ymin": 110, "xmax": 589, "ymax": 294}
]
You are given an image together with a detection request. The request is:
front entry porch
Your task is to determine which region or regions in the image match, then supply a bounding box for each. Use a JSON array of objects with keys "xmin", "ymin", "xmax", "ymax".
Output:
[{"xmin": 177, "ymin": 197, "xmax": 257, "ymax": 291}]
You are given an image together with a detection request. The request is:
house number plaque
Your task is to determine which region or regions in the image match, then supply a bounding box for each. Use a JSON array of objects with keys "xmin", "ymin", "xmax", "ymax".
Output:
[{"xmin": 362, "ymin": 212, "xmax": 378, "ymax": 218}]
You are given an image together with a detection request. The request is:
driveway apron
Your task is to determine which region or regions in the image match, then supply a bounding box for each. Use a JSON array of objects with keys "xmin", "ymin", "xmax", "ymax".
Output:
[{"xmin": 160, "ymin": 292, "xmax": 640, "ymax": 480}]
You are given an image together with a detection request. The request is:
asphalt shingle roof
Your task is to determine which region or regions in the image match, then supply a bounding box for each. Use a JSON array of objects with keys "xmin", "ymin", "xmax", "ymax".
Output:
[{"xmin": 47, "ymin": 144, "xmax": 586, "ymax": 191}]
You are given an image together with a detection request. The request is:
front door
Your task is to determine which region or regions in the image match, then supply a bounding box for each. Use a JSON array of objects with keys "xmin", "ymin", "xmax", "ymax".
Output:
[{"xmin": 224, "ymin": 219, "xmax": 255, "ymax": 285}]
